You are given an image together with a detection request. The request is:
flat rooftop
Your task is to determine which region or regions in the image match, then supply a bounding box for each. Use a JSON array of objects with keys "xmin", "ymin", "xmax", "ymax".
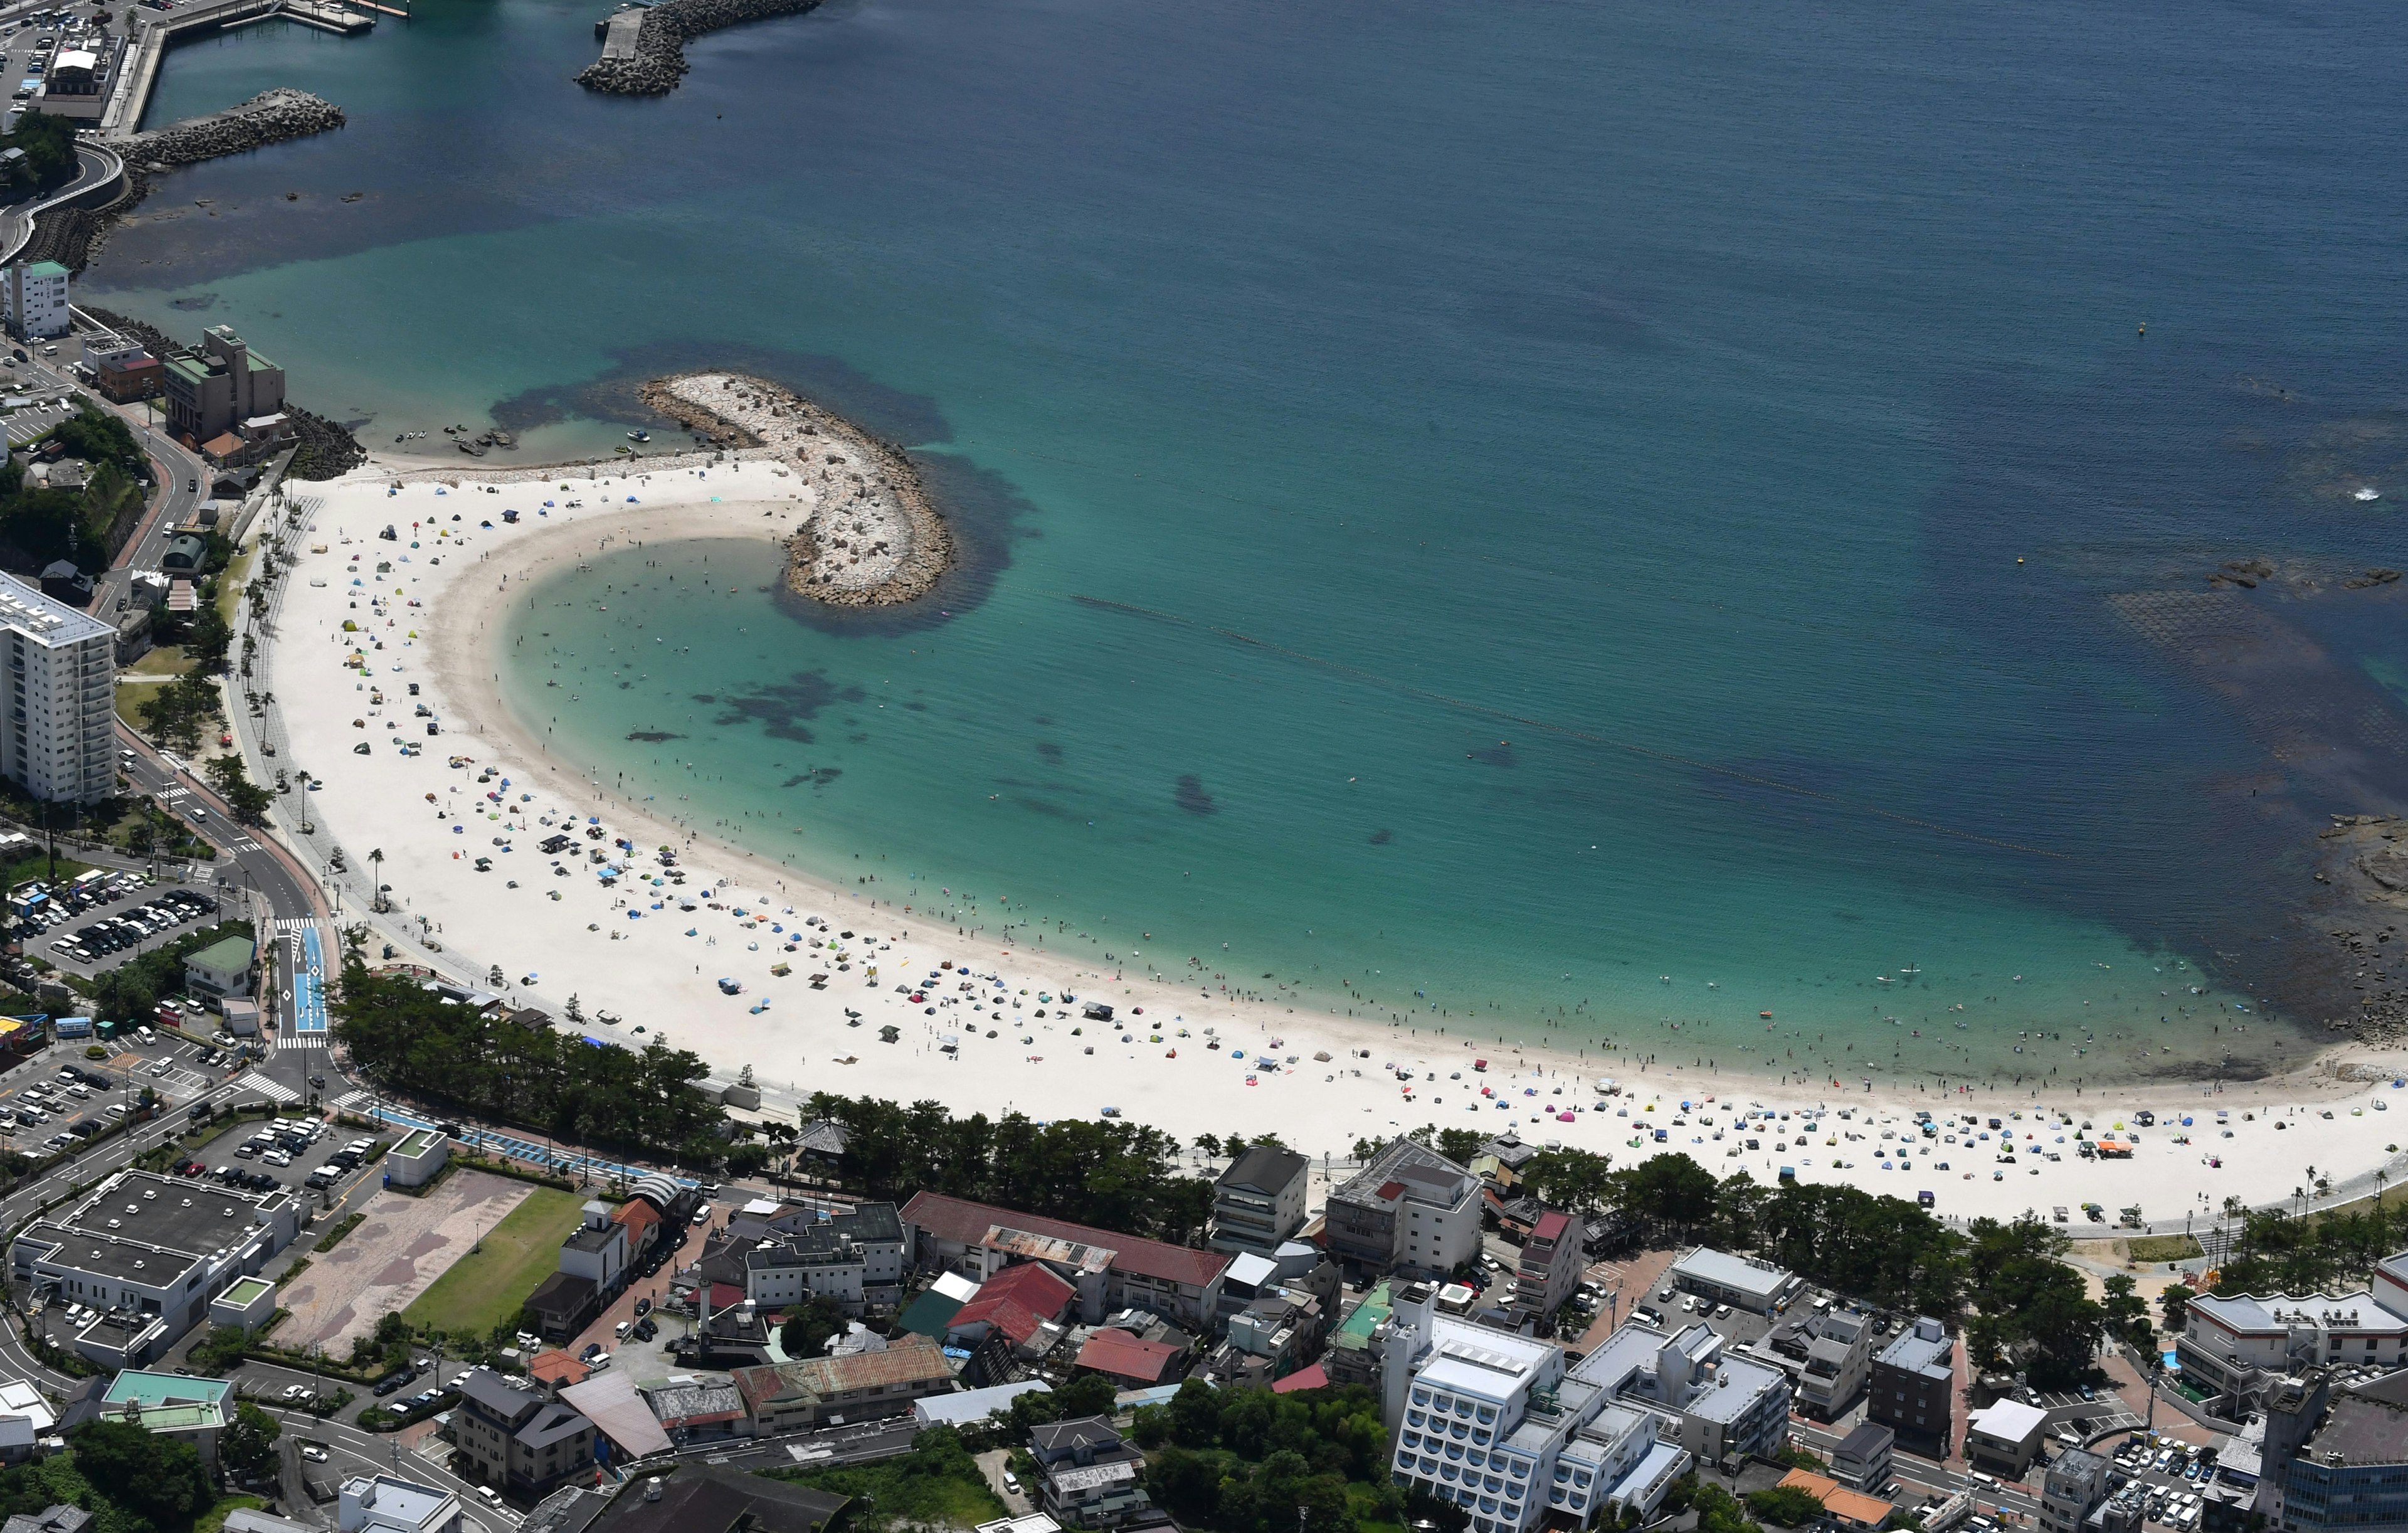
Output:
[
  {"xmin": 20, "ymin": 1170, "xmax": 280, "ymax": 1284},
  {"xmin": 2305, "ymin": 1396, "xmax": 2408, "ymax": 1470},
  {"xmin": 0, "ymin": 570, "xmax": 112, "ymax": 645}
]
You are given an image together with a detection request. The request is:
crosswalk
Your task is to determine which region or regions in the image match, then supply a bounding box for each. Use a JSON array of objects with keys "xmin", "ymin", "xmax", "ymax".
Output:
[
  {"xmin": 276, "ymin": 1033, "xmax": 327, "ymax": 1052},
  {"xmin": 237, "ymin": 1072, "xmax": 300, "ymax": 1104}
]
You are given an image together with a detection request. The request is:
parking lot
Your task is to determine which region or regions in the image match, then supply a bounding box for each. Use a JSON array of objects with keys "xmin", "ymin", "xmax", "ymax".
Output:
[
  {"xmin": 25, "ymin": 865, "xmax": 230, "ymax": 977},
  {"xmin": 0, "ymin": 4, "xmax": 117, "ymax": 132},
  {"xmin": 0, "ymin": 1027, "xmax": 245, "ymax": 1157}
]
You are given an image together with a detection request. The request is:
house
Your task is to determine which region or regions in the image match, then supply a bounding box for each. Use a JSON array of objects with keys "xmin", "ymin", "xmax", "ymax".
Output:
[
  {"xmin": 1793, "ymin": 1310, "xmax": 1876, "ymax": 1421},
  {"xmin": 583, "ymin": 1465, "xmax": 848, "ymax": 1533},
  {"xmin": 36, "ymin": 560, "xmax": 89, "ymax": 609},
  {"xmin": 1210, "ymin": 1145, "xmax": 1310, "ymax": 1256},
  {"xmin": 556, "ymin": 1370, "xmax": 673, "ymax": 1463},
  {"xmin": 948, "ymin": 1261, "xmax": 1077, "ymax": 1355},
  {"xmin": 1869, "ymin": 1317, "xmax": 1953, "ymax": 1456},
  {"xmin": 1324, "ymin": 1138, "xmax": 1484, "ymax": 1280},
  {"xmin": 1963, "ymin": 1398, "xmax": 2049, "ymax": 1478},
  {"xmin": 523, "ymin": 1272, "xmax": 603, "ymax": 1345},
  {"xmin": 1469, "ymin": 1133, "xmax": 1542, "ymax": 1190},
  {"xmin": 10, "ymin": 1169, "xmax": 298, "ymax": 1367},
  {"xmin": 643, "ymin": 1377, "xmax": 749, "ymax": 1444},
  {"xmin": 729, "ymin": 1334, "xmax": 956, "ymax": 1434},
  {"xmin": 1510, "ymin": 1210, "xmax": 1582, "ymax": 1327},
  {"xmin": 1775, "ymin": 1470, "xmax": 1890, "ymax": 1530},
  {"xmin": 0, "ymin": 1377, "xmax": 57, "ymax": 1463},
  {"xmin": 900, "ymin": 1193, "xmax": 1229, "ymax": 1329},
  {"xmin": 453, "ymin": 1372, "xmax": 597, "ymax": 1504},
  {"xmin": 97, "ymin": 1371, "xmax": 232, "ymax": 1468},
  {"xmin": 1074, "ymin": 1328, "xmax": 1185, "ymax": 1389},
  {"xmin": 1830, "ymin": 1421, "xmax": 1893, "ymax": 1494},
  {"xmin": 1382, "ymin": 1285, "xmax": 1692, "ymax": 1533},
  {"xmin": 561, "ymin": 1201, "xmax": 630, "ymax": 1294},
  {"xmin": 1031, "ymin": 1416, "xmax": 1154, "ymax": 1530},
  {"xmin": 182, "ymin": 936, "xmax": 256, "ymax": 1002},
  {"xmin": 0, "ymin": 1508, "xmax": 93, "ymax": 1533},
  {"xmin": 1668, "ymin": 1247, "xmax": 1800, "ymax": 1315},
  {"xmin": 528, "ymin": 1352, "xmax": 592, "ymax": 1391},
  {"xmin": 337, "ymin": 1473, "xmax": 466, "ymax": 1533}
]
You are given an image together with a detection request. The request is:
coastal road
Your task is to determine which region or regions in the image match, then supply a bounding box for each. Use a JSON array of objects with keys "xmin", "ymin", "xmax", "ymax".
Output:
[
  {"xmin": 0, "ymin": 141, "xmax": 124, "ymax": 268},
  {"xmin": 1788, "ymin": 1419, "xmax": 2041, "ymax": 1519}
]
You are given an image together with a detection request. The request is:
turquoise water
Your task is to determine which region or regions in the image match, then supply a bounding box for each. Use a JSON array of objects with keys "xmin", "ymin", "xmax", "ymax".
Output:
[{"xmin": 93, "ymin": 0, "xmax": 2408, "ymax": 1085}]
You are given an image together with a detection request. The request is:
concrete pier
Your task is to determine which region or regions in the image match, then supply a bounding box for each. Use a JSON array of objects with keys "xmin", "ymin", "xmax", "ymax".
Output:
[
  {"xmin": 598, "ymin": 7, "xmax": 643, "ymax": 59},
  {"xmin": 102, "ymin": 0, "xmax": 369, "ymax": 137}
]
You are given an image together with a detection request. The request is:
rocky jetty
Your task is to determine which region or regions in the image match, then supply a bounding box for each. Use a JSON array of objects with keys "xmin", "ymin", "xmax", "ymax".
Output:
[
  {"xmin": 120, "ymin": 88, "xmax": 346, "ymax": 169},
  {"xmin": 574, "ymin": 0, "xmax": 823, "ymax": 95},
  {"xmin": 640, "ymin": 371, "xmax": 952, "ymax": 608}
]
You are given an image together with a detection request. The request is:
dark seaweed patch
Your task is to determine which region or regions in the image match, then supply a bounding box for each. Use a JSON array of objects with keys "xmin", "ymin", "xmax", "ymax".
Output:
[
  {"xmin": 1017, "ymin": 797, "xmax": 1070, "ymax": 817},
  {"xmin": 1467, "ymin": 740, "xmax": 1516, "ymax": 767},
  {"xmin": 1369, "ymin": 828, "xmax": 1393, "ymax": 845},
  {"xmin": 1035, "ymin": 742, "xmax": 1064, "ymax": 765},
  {"xmin": 712, "ymin": 671, "xmax": 867, "ymax": 743},
  {"xmin": 1175, "ymin": 775, "xmax": 1218, "ymax": 815},
  {"xmin": 626, "ymin": 730, "xmax": 682, "ymax": 742}
]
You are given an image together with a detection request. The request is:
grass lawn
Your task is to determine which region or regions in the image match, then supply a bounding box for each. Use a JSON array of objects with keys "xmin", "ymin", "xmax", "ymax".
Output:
[
  {"xmin": 2126, "ymin": 1234, "xmax": 2204, "ymax": 1263},
  {"xmin": 401, "ymin": 1184, "xmax": 588, "ymax": 1337},
  {"xmin": 128, "ymin": 645, "xmax": 197, "ymax": 677},
  {"xmin": 117, "ymin": 676, "xmax": 171, "ymax": 733}
]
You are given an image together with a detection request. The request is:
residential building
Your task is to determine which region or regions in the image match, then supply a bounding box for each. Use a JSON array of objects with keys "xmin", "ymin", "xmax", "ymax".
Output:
[
  {"xmin": 1795, "ymin": 1310, "xmax": 1875, "ymax": 1421},
  {"xmin": 1032, "ymin": 1416, "xmax": 1154, "ymax": 1530},
  {"xmin": 642, "ymin": 1378, "xmax": 748, "ymax": 1444},
  {"xmin": 1211, "ymin": 1145, "xmax": 1311, "ymax": 1256},
  {"xmin": 1381, "ymin": 1285, "xmax": 1692, "ymax": 1533},
  {"xmin": 583, "ymin": 1465, "xmax": 847, "ymax": 1533},
  {"xmin": 2178, "ymin": 1288, "xmax": 2408, "ymax": 1415},
  {"xmin": 86, "ymin": 340, "xmax": 162, "ymax": 403},
  {"xmin": 560, "ymin": 1201, "xmax": 628, "ymax": 1294},
  {"xmin": 1831, "ymin": 1422, "xmax": 1893, "ymax": 1493},
  {"xmin": 3, "ymin": 260, "xmax": 67, "ymax": 341},
  {"xmin": 161, "ymin": 324, "xmax": 287, "ymax": 453},
  {"xmin": 9, "ymin": 1169, "xmax": 298, "ymax": 1366},
  {"xmin": 0, "ymin": 572, "xmax": 114, "ymax": 805},
  {"xmin": 453, "ymin": 1372, "xmax": 597, "ymax": 1504},
  {"xmin": 1511, "ymin": 1210, "xmax": 1582, "ymax": 1329},
  {"xmin": 2041, "ymin": 1448, "xmax": 2111, "ymax": 1533},
  {"xmin": 523, "ymin": 1271, "xmax": 603, "ymax": 1345},
  {"xmin": 729, "ymin": 1334, "xmax": 956, "ymax": 1434},
  {"xmin": 900, "ymin": 1192, "xmax": 1229, "ymax": 1329},
  {"xmin": 182, "ymin": 936, "xmax": 256, "ymax": 1000},
  {"xmin": 1326, "ymin": 1138, "xmax": 1484, "ymax": 1280},
  {"xmin": 1324, "ymin": 1280, "xmax": 1393, "ymax": 1390},
  {"xmin": 0, "ymin": 1508, "xmax": 92, "ymax": 1533},
  {"xmin": 338, "ymin": 1474, "xmax": 465, "ymax": 1533},
  {"xmin": 96, "ymin": 1370, "xmax": 231, "ymax": 1468},
  {"xmin": 946, "ymin": 1260, "xmax": 1077, "ymax": 1364},
  {"xmin": 1869, "ymin": 1317, "xmax": 1954, "ymax": 1456},
  {"xmin": 1074, "ymin": 1328, "xmax": 1186, "ymax": 1389},
  {"xmin": 555, "ymin": 1371, "xmax": 672, "ymax": 1465},
  {"xmin": 1567, "ymin": 1317, "xmax": 1792, "ymax": 1470},
  {"xmin": 1668, "ymin": 1247, "xmax": 1800, "ymax": 1315},
  {"xmin": 741, "ymin": 1202, "xmax": 906, "ymax": 1315},
  {"xmin": 1469, "ymin": 1133, "xmax": 1542, "ymax": 1191},
  {"xmin": 0, "ymin": 1377, "xmax": 56, "ymax": 1463},
  {"xmin": 1963, "ymin": 1399, "xmax": 2048, "ymax": 1478},
  {"xmin": 1775, "ymin": 1470, "xmax": 1891, "ymax": 1530}
]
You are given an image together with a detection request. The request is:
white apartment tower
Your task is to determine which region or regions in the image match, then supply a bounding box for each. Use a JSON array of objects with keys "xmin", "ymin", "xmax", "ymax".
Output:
[
  {"xmin": 4, "ymin": 260, "xmax": 70, "ymax": 341},
  {"xmin": 0, "ymin": 571, "xmax": 115, "ymax": 803}
]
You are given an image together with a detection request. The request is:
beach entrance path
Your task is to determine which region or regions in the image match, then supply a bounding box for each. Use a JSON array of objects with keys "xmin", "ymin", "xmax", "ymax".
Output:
[{"xmin": 276, "ymin": 1169, "xmax": 534, "ymax": 1355}]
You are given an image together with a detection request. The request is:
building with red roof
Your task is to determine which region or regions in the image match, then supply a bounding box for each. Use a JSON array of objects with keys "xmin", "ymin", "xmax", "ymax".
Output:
[
  {"xmin": 1074, "ymin": 1328, "xmax": 1186, "ymax": 1389},
  {"xmin": 900, "ymin": 1193, "xmax": 1230, "ymax": 1329},
  {"xmin": 1513, "ymin": 1207, "xmax": 1582, "ymax": 1325}
]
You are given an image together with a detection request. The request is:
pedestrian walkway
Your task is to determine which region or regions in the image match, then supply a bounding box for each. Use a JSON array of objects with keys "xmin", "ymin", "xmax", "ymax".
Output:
[
  {"xmin": 349, "ymin": 1097, "xmax": 697, "ymax": 1192},
  {"xmin": 238, "ymin": 1071, "xmax": 300, "ymax": 1104},
  {"xmin": 277, "ymin": 918, "xmax": 327, "ymax": 1034}
]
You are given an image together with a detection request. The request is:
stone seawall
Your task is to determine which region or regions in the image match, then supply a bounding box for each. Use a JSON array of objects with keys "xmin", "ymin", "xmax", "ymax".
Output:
[{"xmin": 574, "ymin": 0, "xmax": 823, "ymax": 95}]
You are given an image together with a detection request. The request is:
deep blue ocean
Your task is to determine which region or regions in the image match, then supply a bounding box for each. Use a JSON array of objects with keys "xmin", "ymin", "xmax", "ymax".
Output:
[{"xmin": 90, "ymin": 0, "xmax": 2408, "ymax": 1086}]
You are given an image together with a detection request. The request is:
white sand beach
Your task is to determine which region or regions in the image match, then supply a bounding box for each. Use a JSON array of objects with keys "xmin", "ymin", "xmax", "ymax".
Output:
[{"xmin": 246, "ymin": 457, "xmax": 2408, "ymax": 1228}]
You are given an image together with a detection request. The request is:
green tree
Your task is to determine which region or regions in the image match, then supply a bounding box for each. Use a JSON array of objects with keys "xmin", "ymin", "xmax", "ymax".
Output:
[
  {"xmin": 2159, "ymin": 1283, "xmax": 2193, "ymax": 1334},
  {"xmin": 66, "ymin": 1418, "xmax": 214, "ymax": 1525},
  {"xmin": 1746, "ymin": 1487, "xmax": 1828, "ymax": 1527},
  {"xmin": 1434, "ymin": 1127, "xmax": 1487, "ymax": 1165},
  {"xmin": 2103, "ymin": 1274, "xmax": 2152, "ymax": 1345},
  {"xmin": 221, "ymin": 1399, "xmax": 282, "ymax": 1481},
  {"xmin": 777, "ymin": 1295, "xmax": 845, "ymax": 1359}
]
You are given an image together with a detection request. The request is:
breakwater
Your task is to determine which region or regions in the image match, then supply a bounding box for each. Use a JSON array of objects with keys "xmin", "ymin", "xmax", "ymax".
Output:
[
  {"xmin": 36, "ymin": 90, "xmax": 344, "ymax": 272},
  {"xmin": 574, "ymin": 0, "xmax": 823, "ymax": 95},
  {"xmin": 640, "ymin": 371, "xmax": 953, "ymax": 607}
]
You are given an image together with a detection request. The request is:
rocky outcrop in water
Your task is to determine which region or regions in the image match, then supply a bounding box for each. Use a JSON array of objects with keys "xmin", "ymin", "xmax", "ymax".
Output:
[{"xmin": 575, "ymin": 0, "xmax": 823, "ymax": 95}]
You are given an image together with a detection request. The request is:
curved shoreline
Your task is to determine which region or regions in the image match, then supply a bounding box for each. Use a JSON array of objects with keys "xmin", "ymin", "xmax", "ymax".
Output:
[{"xmin": 639, "ymin": 371, "xmax": 953, "ymax": 609}]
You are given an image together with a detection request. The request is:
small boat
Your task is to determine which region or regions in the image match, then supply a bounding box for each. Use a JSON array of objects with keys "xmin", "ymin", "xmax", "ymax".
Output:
[
  {"xmin": 2357, "ymin": 486, "xmax": 2382, "ymax": 502},
  {"xmin": 627, "ymin": 429, "xmax": 651, "ymax": 443},
  {"xmin": 1899, "ymin": 963, "xmax": 1921, "ymax": 976}
]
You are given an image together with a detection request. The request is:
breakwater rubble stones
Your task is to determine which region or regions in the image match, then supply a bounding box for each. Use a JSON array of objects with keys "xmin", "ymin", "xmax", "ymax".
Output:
[
  {"xmin": 120, "ymin": 87, "xmax": 346, "ymax": 170},
  {"xmin": 575, "ymin": 0, "xmax": 822, "ymax": 95},
  {"xmin": 640, "ymin": 371, "xmax": 952, "ymax": 608}
]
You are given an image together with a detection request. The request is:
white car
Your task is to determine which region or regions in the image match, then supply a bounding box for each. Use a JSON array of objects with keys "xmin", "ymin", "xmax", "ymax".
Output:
[
  {"xmin": 477, "ymin": 1487, "xmax": 501, "ymax": 1505},
  {"xmin": 300, "ymin": 1445, "xmax": 329, "ymax": 1463}
]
